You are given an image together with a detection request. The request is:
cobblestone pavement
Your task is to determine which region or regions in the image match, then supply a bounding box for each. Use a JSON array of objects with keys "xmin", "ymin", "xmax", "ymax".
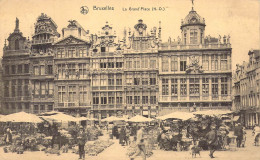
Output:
[{"xmin": 0, "ymin": 130, "xmax": 260, "ymax": 160}]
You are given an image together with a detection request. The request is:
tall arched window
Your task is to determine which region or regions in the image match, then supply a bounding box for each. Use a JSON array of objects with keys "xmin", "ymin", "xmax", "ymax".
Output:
[{"xmin": 15, "ymin": 39, "xmax": 19, "ymax": 50}]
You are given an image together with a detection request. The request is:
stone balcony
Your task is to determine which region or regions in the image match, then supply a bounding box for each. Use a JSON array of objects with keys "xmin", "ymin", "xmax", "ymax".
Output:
[{"xmin": 160, "ymin": 43, "xmax": 231, "ymax": 51}]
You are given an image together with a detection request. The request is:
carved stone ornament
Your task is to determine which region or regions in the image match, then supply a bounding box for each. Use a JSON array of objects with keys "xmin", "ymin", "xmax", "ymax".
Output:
[{"xmin": 186, "ymin": 56, "xmax": 203, "ymax": 74}]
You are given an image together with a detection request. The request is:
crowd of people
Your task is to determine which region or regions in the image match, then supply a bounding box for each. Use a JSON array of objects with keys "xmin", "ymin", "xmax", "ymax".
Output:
[{"xmin": 1, "ymin": 116, "xmax": 260, "ymax": 159}]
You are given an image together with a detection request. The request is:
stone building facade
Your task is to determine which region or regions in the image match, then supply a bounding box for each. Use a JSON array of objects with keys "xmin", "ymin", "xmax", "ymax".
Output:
[
  {"xmin": 2, "ymin": 18, "xmax": 31, "ymax": 114},
  {"xmin": 233, "ymin": 50, "xmax": 260, "ymax": 128},
  {"xmin": 1, "ymin": 6, "xmax": 233, "ymax": 118},
  {"xmin": 158, "ymin": 9, "xmax": 232, "ymax": 115}
]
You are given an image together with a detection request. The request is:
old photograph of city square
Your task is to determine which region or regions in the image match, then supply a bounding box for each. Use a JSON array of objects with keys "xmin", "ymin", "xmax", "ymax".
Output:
[{"xmin": 0, "ymin": 0, "xmax": 259, "ymax": 159}]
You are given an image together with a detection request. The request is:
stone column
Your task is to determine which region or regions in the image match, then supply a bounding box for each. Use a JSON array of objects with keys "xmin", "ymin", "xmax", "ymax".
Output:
[{"xmin": 209, "ymin": 77, "xmax": 212, "ymax": 101}]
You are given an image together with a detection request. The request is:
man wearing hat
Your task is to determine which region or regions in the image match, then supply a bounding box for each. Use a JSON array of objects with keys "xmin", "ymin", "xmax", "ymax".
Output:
[
  {"xmin": 234, "ymin": 123, "xmax": 243, "ymax": 147},
  {"xmin": 206, "ymin": 126, "xmax": 218, "ymax": 158},
  {"xmin": 77, "ymin": 126, "xmax": 87, "ymax": 160}
]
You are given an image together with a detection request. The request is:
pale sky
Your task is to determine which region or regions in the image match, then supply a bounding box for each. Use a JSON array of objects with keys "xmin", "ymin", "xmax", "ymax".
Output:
[{"xmin": 0, "ymin": 0, "xmax": 259, "ymax": 69}]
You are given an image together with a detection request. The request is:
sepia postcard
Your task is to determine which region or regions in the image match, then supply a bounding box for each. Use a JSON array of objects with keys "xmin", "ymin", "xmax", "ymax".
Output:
[{"xmin": 0, "ymin": 0, "xmax": 260, "ymax": 160}]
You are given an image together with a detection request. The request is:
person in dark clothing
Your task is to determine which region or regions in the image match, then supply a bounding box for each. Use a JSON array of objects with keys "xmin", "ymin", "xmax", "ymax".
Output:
[
  {"xmin": 119, "ymin": 126, "xmax": 126, "ymax": 145},
  {"xmin": 77, "ymin": 126, "xmax": 87, "ymax": 160},
  {"xmin": 206, "ymin": 127, "xmax": 218, "ymax": 158},
  {"xmin": 234, "ymin": 123, "xmax": 243, "ymax": 148},
  {"xmin": 114, "ymin": 125, "xmax": 120, "ymax": 139}
]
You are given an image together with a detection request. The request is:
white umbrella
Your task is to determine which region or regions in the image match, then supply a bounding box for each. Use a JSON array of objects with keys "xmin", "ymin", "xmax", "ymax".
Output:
[
  {"xmin": 101, "ymin": 116, "xmax": 126, "ymax": 122},
  {"xmin": 40, "ymin": 113, "xmax": 78, "ymax": 122},
  {"xmin": 157, "ymin": 112, "xmax": 194, "ymax": 121},
  {"xmin": 128, "ymin": 115, "xmax": 153, "ymax": 122},
  {"xmin": 75, "ymin": 117, "xmax": 89, "ymax": 122},
  {"xmin": 0, "ymin": 112, "xmax": 43, "ymax": 123},
  {"xmin": 193, "ymin": 110, "xmax": 233, "ymax": 116}
]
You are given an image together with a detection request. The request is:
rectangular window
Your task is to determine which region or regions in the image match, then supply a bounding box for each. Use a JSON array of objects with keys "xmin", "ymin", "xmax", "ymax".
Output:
[
  {"xmin": 126, "ymin": 58, "xmax": 132, "ymax": 69},
  {"xmin": 101, "ymin": 92, "xmax": 107, "ymax": 104},
  {"xmin": 40, "ymin": 82, "xmax": 46, "ymax": 97},
  {"xmin": 101, "ymin": 47, "xmax": 106, "ymax": 52},
  {"xmin": 108, "ymin": 92, "xmax": 115, "ymax": 104},
  {"xmin": 93, "ymin": 59, "xmax": 99, "ymax": 69},
  {"xmin": 141, "ymin": 56, "xmax": 148, "ymax": 68},
  {"xmin": 67, "ymin": 64, "xmax": 76, "ymax": 79},
  {"xmin": 116, "ymin": 92, "xmax": 123, "ymax": 104},
  {"xmin": 107, "ymin": 60, "xmax": 114, "ymax": 68},
  {"xmin": 150, "ymin": 73, "xmax": 156, "ymax": 85},
  {"xmin": 220, "ymin": 54, "xmax": 228, "ymax": 71},
  {"xmin": 48, "ymin": 65, "xmax": 53, "ymax": 75},
  {"xmin": 79, "ymin": 48, "xmax": 87, "ymax": 57},
  {"xmin": 162, "ymin": 56, "xmax": 169, "ymax": 72},
  {"xmin": 116, "ymin": 74, "xmax": 122, "ymax": 85},
  {"xmin": 11, "ymin": 65, "xmax": 16, "ymax": 74},
  {"xmin": 180, "ymin": 56, "xmax": 187, "ymax": 71},
  {"xmin": 150, "ymin": 95, "xmax": 156, "ymax": 104},
  {"xmin": 12, "ymin": 80, "xmax": 16, "ymax": 97},
  {"xmin": 171, "ymin": 78, "xmax": 178, "ymax": 96},
  {"xmin": 202, "ymin": 78, "xmax": 209, "ymax": 96},
  {"xmin": 4, "ymin": 81, "xmax": 9, "ymax": 97},
  {"xmin": 17, "ymin": 80, "xmax": 22, "ymax": 96},
  {"xmin": 134, "ymin": 78, "xmax": 140, "ymax": 85},
  {"xmin": 211, "ymin": 55, "xmax": 218, "ymax": 71},
  {"xmin": 108, "ymin": 74, "xmax": 114, "ymax": 86},
  {"xmin": 190, "ymin": 29, "xmax": 198, "ymax": 44},
  {"xmin": 171, "ymin": 56, "xmax": 178, "ymax": 71},
  {"xmin": 58, "ymin": 86, "xmax": 66, "ymax": 103},
  {"xmin": 40, "ymin": 65, "xmax": 45, "ymax": 75},
  {"xmin": 133, "ymin": 57, "xmax": 140, "ymax": 69},
  {"xmin": 5, "ymin": 66, "xmax": 9, "ymax": 75},
  {"xmin": 142, "ymin": 96, "xmax": 148, "ymax": 104},
  {"xmin": 79, "ymin": 85, "xmax": 87, "ymax": 105},
  {"xmin": 180, "ymin": 78, "xmax": 187, "ymax": 96},
  {"xmin": 92, "ymin": 74, "xmax": 99, "ymax": 86},
  {"xmin": 58, "ymin": 64, "xmax": 65, "ymax": 79},
  {"xmin": 212, "ymin": 78, "xmax": 218, "ymax": 96},
  {"xmin": 79, "ymin": 63, "xmax": 87, "ymax": 78},
  {"xmin": 68, "ymin": 86, "xmax": 76, "ymax": 102},
  {"xmin": 134, "ymin": 95, "xmax": 140, "ymax": 104},
  {"xmin": 68, "ymin": 47, "xmax": 76, "ymax": 57},
  {"xmin": 162, "ymin": 78, "xmax": 169, "ymax": 95},
  {"xmin": 116, "ymin": 62, "xmax": 123, "ymax": 68},
  {"xmin": 57, "ymin": 48, "xmax": 65, "ymax": 58},
  {"xmin": 93, "ymin": 92, "xmax": 99, "ymax": 104},
  {"xmin": 126, "ymin": 94, "xmax": 132, "ymax": 104},
  {"xmin": 221, "ymin": 77, "xmax": 228, "ymax": 95},
  {"xmin": 47, "ymin": 81, "xmax": 54, "ymax": 96},
  {"xmin": 189, "ymin": 78, "xmax": 200, "ymax": 96},
  {"xmin": 100, "ymin": 74, "xmax": 107, "ymax": 86},
  {"xmin": 126, "ymin": 74, "xmax": 133, "ymax": 85},
  {"xmin": 34, "ymin": 81, "xmax": 40, "ymax": 96},
  {"xmin": 202, "ymin": 55, "xmax": 209, "ymax": 71},
  {"xmin": 18, "ymin": 65, "xmax": 23, "ymax": 73},
  {"xmin": 150, "ymin": 57, "xmax": 156, "ymax": 69},
  {"xmin": 24, "ymin": 64, "xmax": 29, "ymax": 73},
  {"xmin": 142, "ymin": 77, "xmax": 148, "ymax": 85}
]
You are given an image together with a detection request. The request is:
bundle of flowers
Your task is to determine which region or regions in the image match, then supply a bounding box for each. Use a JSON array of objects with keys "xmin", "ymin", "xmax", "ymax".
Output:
[{"xmin": 85, "ymin": 140, "xmax": 114, "ymax": 156}]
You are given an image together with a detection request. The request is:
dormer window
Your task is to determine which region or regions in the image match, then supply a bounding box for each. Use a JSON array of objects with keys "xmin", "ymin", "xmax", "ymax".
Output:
[
  {"xmin": 105, "ymin": 31, "xmax": 109, "ymax": 35},
  {"xmin": 15, "ymin": 39, "xmax": 19, "ymax": 50},
  {"xmin": 101, "ymin": 47, "xmax": 106, "ymax": 52}
]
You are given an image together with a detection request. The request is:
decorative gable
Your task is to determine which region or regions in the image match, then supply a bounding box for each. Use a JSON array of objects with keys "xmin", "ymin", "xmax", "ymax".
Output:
[{"xmin": 54, "ymin": 35, "xmax": 89, "ymax": 46}]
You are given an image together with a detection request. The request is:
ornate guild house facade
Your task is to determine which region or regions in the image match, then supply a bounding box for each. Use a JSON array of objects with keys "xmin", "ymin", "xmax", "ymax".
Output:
[{"xmin": 1, "ymin": 6, "xmax": 232, "ymax": 119}]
